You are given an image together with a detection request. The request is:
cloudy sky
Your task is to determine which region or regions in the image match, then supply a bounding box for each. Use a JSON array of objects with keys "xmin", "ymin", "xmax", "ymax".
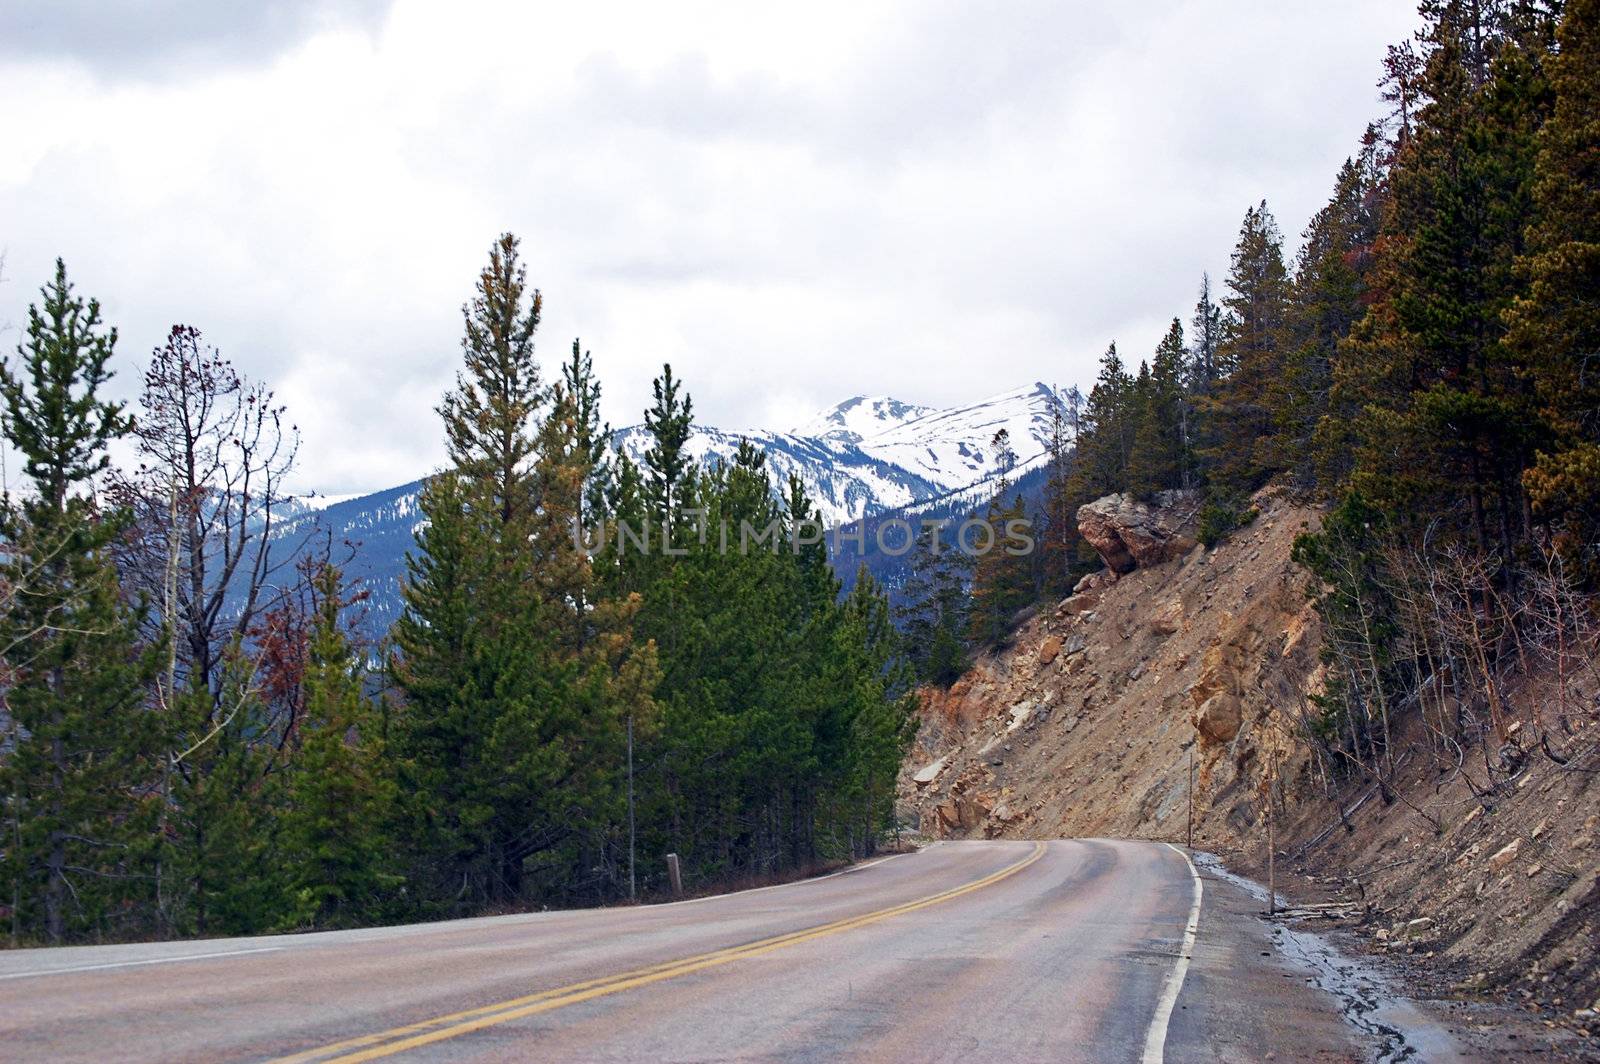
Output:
[{"xmin": 0, "ymin": 1, "xmax": 1417, "ymax": 495}]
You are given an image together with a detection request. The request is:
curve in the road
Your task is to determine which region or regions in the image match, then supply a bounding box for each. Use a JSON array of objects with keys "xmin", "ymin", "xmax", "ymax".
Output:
[{"xmin": 275, "ymin": 842, "xmax": 1048, "ymax": 1064}]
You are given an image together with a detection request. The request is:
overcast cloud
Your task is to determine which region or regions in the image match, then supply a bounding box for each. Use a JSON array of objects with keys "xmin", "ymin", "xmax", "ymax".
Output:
[{"xmin": 0, "ymin": 0, "xmax": 1418, "ymax": 495}]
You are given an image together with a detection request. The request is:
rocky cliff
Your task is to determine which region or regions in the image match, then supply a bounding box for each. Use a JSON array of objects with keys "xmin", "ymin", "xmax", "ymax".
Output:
[
  {"xmin": 903, "ymin": 484, "xmax": 1320, "ymax": 848},
  {"xmin": 899, "ymin": 486, "xmax": 1600, "ymax": 1042}
]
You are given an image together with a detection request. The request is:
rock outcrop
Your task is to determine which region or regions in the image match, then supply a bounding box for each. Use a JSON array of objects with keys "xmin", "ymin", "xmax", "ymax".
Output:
[
  {"xmin": 1076, "ymin": 490, "xmax": 1201, "ymax": 574},
  {"xmin": 1189, "ymin": 642, "xmax": 1245, "ymax": 746},
  {"xmin": 901, "ymin": 486, "xmax": 1319, "ymax": 849}
]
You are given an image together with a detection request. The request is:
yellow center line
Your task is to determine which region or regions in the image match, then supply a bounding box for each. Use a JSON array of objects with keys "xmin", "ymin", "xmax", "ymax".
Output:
[{"xmin": 272, "ymin": 842, "xmax": 1047, "ymax": 1064}]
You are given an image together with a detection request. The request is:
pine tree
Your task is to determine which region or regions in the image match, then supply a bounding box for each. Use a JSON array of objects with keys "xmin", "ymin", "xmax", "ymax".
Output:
[
  {"xmin": 1338, "ymin": 5, "xmax": 1559, "ymax": 555},
  {"xmin": 279, "ymin": 563, "xmax": 400, "ymax": 929},
  {"xmin": 643, "ymin": 363, "xmax": 694, "ymax": 521},
  {"xmin": 0, "ymin": 261, "xmax": 165, "ymax": 943},
  {"xmin": 1190, "ymin": 273, "xmax": 1225, "ymax": 391},
  {"xmin": 558, "ymin": 338, "xmax": 612, "ymax": 528},
  {"xmin": 392, "ymin": 234, "xmax": 569, "ymax": 911},
  {"xmin": 898, "ymin": 523, "xmax": 972, "ymax": 685},
  {"xmin": 832, "ymin": 568, "xmax": 917, "ymax": 854},
  {"xmin": 441, "ymin": 233, "xmax": 543, "ymax": 527},
  {"xmin": 165, "ymin": 661, "xmax": 287, "ymax": 937},
  {"xmin": 1507, "ymin": 0, "xmax": 1600, "ymax": 577},
  {"xmin": 1129, "ymin": 319, "xmax": 1190, "ymax": 497},
  {"xmin": 967, "ymin": 469, "xmax": 1033, "ymax": 648},
  {"xmin": 1038, "ymin": 399, "xmax": 1085, "ymax": 597},
  {"xmin": 1074, "ymin": 343, "xmax": 1135, "ymax": 497},
  {"xmin": 1291, "ymin": 140, "xmax": 1384, "ymax": 489},
  {"xmin": 1201, "ymin": 201, "xmax": 1290, "ymax": 495},
  {"xmin": 535, "ymin": 343, "xmax": 657, "ymax": 900},
  {"xmin": 390, "ymin": 471, "xmax": 499, "ymax": 910}
]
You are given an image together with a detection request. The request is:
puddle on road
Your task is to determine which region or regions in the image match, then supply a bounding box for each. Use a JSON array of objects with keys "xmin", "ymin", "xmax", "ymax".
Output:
[{"xmin": 1192, "ymin": 852, "xmax": 1464, "ymax": 1064}]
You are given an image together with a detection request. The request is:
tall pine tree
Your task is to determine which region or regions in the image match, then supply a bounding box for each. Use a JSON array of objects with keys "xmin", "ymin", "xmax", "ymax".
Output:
[
  {"xmin": 1508, "ymin": 0, "xmax": 1600, "ymax": 578},
  {"xmin": 1201, "ymin": 200, "xmax": 1290, "ymax": 495},
  {"xmin": 0, "ymin": 261, "xmax": 164, "ymax": 943}
]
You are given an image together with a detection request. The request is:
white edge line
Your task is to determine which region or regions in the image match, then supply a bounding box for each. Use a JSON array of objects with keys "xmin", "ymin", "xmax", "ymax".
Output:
[
  {"xmin": 0, "ymin": 945, "xmax": 284, "ymax": 980},
  {"xmin": 1142, "ymin": 842, "xmax": 1204, "ymax": 1064}
]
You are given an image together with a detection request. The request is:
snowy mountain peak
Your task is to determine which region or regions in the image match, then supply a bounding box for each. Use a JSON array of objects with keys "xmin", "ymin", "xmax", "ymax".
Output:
[
  {"xmin": 856, "ymin": 381, "xmax": 1064, "ymax": 490},
  {"xmin": 791, "ymin": 395, "xmax": 937, "ymax": 443},
  {"xmin": 611, "ymin": 380, "xmax": 1065, "ymax": 528}
]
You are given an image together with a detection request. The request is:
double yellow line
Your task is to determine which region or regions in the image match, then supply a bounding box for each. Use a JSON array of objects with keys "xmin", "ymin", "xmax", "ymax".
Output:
[{"xmin": 274, "ymin": 842, "xmax": 1046, "ymax": 1063}]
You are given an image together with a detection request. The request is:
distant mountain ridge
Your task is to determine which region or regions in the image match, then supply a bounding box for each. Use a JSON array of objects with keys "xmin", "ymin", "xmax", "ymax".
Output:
[{"xmin": 278, "ymin": 382, "xmax": 1068, "ymax": 628}]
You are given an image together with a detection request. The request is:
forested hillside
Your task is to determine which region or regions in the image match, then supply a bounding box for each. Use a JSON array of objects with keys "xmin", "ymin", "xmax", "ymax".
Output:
[
  {"xmin": 895, "ymin": 0, "xmax": 1600, "ymax": 1026},
  {"xmin": 901, "ymin": 0, "xmax": 1600, "ymax": 806}
]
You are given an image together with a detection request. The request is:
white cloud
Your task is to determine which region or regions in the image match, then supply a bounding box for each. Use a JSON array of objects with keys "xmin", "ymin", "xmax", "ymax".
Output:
[{"xmin": 0, "ymin": 0, "xmax": 1418, "ymax": 493}]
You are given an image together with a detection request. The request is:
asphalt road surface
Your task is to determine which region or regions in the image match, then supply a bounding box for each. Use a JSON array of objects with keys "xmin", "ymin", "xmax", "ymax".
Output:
[{"xmin": 1, "ymin": 840, "xmax": 1394, "ymax": 1062}]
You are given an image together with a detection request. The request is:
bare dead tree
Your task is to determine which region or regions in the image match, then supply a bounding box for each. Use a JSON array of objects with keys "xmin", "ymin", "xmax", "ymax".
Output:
[
  {"xmin": 1522, "ymin": 538, "xmax": 1600, "ymax": 746},
  {"xmin": 109, "ymin": 326, "xmax": 300, "ymax": 717}
]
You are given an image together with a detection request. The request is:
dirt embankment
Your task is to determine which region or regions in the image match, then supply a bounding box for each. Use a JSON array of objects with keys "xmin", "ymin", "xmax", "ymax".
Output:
[{"xmin": 899, "ymin": 485, "xmax": 1600, "ymax": 1053}]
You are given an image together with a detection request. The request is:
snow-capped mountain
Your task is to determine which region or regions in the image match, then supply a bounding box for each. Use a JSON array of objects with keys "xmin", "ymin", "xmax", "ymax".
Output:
[
  {"xmin": 840, "ymin": 382, "xmax": 1065, "ymax": 497},
  {"xmin": 791, "ymin": 395, "xmax": 937, "ymax": 443},
  {"xmin": 612, "ymin": 381, "xmax": 1064, "ymax": 527},
  {"xmin": 279, "ymin": 382, "xmax": 1068, "ymax": 628}
]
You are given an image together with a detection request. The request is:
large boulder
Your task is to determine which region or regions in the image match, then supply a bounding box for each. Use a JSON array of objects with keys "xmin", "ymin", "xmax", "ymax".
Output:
[
  {"xmin": 1193, "ymin": 692, "xmax": 1243, "ymax": 745},
  {"xmin": 1076, "ymin": 491, "xmax": 1201, "ymax": 574},
  {"xmin": 1189, "ymin": 642, "xmax": 1246, "ymax": 746}
]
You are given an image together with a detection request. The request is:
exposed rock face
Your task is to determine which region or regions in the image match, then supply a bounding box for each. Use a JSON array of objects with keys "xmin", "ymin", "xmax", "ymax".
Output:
[
  {"xmin": 1076, "ymin": 490, "xmax": 1201, "ymax": 574},
  {"xmin": 899, "ymin": 482, "xmax": 1600, "ymax": 1020},
  {"xmin": 900, "ymin": 485, "xmax": 1322, "ymax": 849}
]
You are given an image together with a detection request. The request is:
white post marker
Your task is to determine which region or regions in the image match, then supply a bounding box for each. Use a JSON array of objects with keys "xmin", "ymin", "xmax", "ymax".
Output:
[{"xmin": 1142, "ymin": 842, "xmax": 1204, "ymax": 1064}]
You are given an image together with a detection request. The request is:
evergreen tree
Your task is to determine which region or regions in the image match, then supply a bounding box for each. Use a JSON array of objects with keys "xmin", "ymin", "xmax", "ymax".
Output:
[
  {"xmin": 279, "ymin": 563, "xmax": 400, "ymax": 929},
  {"xmin": 643, "ymin": 363, "xmax": 694, "ymax": 521},
  {"xmin": 535, "ymin": 345, "xmax": 658, "ymax": 900},
  {"xmin": 164, "ymin": 662, "xmax": 287, "ymax": 937},
  {"xmin": 1038, "ymin": 399, "xmax": 1085, "ymax": 597},
  {"xmin": 967, "ymin": 463, "xmax": 1033, "ymax": 648},
  {"xmin": 1189, "ymin": 272, "xmax": 1225, "ymax": 391},
  {"xmin": 558, "ymin": 337, "xmax": 612, "ymax": 528},
  {"xmin": 989, "ymin": 427, "xmax": 1017, "ymax": 477},
  {"xmin": 1508, "ymin": 0, "xmax": 1600, "ymax": 578},
  {"xmin": 1290, "ymin": 494, "xmax": 1406, "ymax": 768},
  {"xmin": 1129, "ymin": 320, "xmax": 1190, "ymax": 497},
  {"xmin": 1074, "ymin": 343, "xmax": 1136, "ymax": 497},
  {"xmin": 0, "ymin": 261, "xmax": 164, "ymax": 943},
  {"xmin": 831, "ymin": 568, "xmax": 918, "ymax": 853},
  {"xmin": 389, "ymin": 471, "xmax": 498, "ymax": 911},
  {"xmin": 1288, "ymin": 140, "xmax": 1385, "ymax": 489},
  {"xmin": 898, "ymin": 523, "xmax": 972, "ymax": 685},
  {"xmin": 392, "ymin": 234, "xmax": 571, "ymax": 911},
  {"xmin": 441, "ymin": 233, "xmax": 543, "ymax": 526},
  {"xmin": 1201, "ymin": 200, "xmax": 1290, "ymax": 494},
  {"xmin": 1337, "ymin": 6, "xmax": 1558, "ymax": 555}
]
